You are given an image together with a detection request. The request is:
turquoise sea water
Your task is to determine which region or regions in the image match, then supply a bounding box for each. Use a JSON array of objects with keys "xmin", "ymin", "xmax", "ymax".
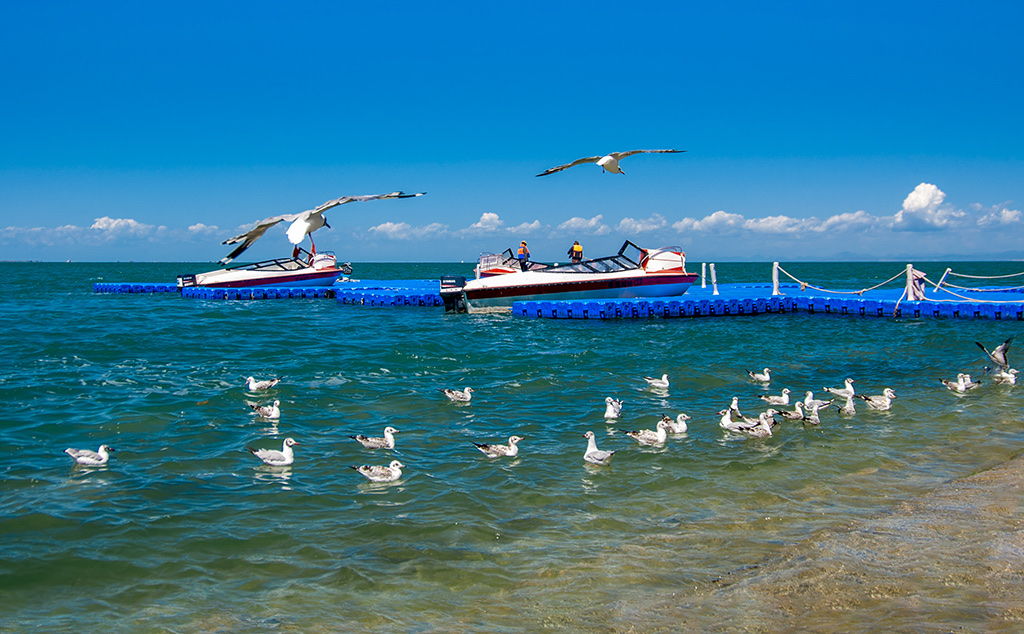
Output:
[{"xmin": 2, "ymin": 261, "xmax": 1023, "ymax": 631}]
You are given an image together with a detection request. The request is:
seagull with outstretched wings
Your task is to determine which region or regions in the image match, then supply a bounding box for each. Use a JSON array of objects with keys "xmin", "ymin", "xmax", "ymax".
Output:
[
  {"xmin": 219, "ymin": 191, "xmax": 425, "ymax": 264},
  {"xmin": 536, "ymin": 149, "xmax": 684, "ymax": 177}
]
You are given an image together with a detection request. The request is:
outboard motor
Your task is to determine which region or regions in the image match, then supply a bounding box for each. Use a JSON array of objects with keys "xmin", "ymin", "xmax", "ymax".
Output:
[
  {"xmin": 176, "ymin": 274, "xmax": 197, "ymax": 289},
  {"xmin": 440, "ymin": 275, "xmax": 467, "ymax": 313}
]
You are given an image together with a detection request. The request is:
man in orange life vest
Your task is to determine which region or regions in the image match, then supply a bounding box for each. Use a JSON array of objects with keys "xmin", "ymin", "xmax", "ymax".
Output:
[
  {"xmin": 517, "ymin": 241, "xmax": 530, "ymax": 271},
  {"xmin": 567, "ymin": 240, "xmax": 583, "ymax": 264}
]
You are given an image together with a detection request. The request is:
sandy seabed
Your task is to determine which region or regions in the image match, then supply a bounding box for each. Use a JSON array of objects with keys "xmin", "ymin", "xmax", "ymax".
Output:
[{"xmin": 642, "ymin": 452, "xmax": 1024, "ymax": 632}]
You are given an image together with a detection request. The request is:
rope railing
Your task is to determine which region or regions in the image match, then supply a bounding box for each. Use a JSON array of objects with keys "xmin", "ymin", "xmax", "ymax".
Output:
[
  {"xmin": 929, "ymin": 266, "xmax": 1024, "ymax": 300},
  {"xmin": 774, "ymin": 264, "xmax": 906, "ymax": 295},
  {"xmin": 946, "ymin": 269, "xmax": 1024, "ymax": 280},
  {"xmin": 921, "ymin": 274, "xmax": 1024, "ymax": 305},
  {"xmin": 939, "ymin": 281, "xmax": 1024, "ymax": 292},
  {"xmin": 772, "ymin": 262, "xmax": 1024, "ymax": 305}
]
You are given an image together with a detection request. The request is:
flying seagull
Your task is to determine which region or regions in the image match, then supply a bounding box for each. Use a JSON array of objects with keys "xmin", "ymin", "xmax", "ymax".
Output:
[
  {"xmin": 976, "ymin": 336, "xmax": 1013, "ymax": 370},
  {"xmin": 536, "ymin": 149, "xmax": 684, "ymax": 177},
  {"xmin": 219, "ymin": 191, "xmax": 426, "ymax": 264}
]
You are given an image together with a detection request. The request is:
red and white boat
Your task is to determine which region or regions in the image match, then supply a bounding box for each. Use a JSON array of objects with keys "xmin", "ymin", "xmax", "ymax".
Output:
[
  {"xmin": 442, "ymin": 241, "xmax": 698, "ymax": 314},
  {"xmin": 177, "ymin": 191, "xmax": 424, "ymax": 289},
  {"xmin": 177, "ymin": 248, "xmax": 351, "ymax": 289}
]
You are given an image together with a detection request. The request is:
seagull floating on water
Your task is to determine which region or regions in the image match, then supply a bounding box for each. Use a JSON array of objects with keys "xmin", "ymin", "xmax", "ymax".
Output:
[
  {"xmin": 245, "ymin": 376, "xmax": 281, "ymax": 391},
  {"xmin": 643, "ymin": 374, "xmax": 670, "ymax": 389},
  {"xmin": 247, "ymin": 438, "xmax": 297, "ymax": 466},
  {"xmin": 65, "ymin": 444, "xmax": 114, "ymax": 466},
  {"xmin": 835, "ymin": 396, "xmax": 857, "ymax": 416},
  {"xmin": 219, "ymin": 192, "xmax": 426, "ymax": 264},
  {"xmin": 622, "ymin": 420, "xmax": 671, "ymax": 446},
  {"xmin": 472, "ymin": 435, "xmax": 523, "ymax": 458},
  {"xmin": 856, "ymin": 388, "xmax": 897, "ymax": 410},
  {"xmin": 583, "ymin": 431, "xmax": 616, "ymax": 465},
  {"xmin": 779, "ymin": 401, "xmax": 806, "ymax": 421},
  {"xmin": 662, "ymin": 413, "xmax": 690, "ymax": 433},
  {"xmin": 719, "ymin": 409, "xmax": 773, "ymax": 436},
  {"xmin": 351, "ymin": 460, "xmax": 405, "ymax": 482},
  {"xmin": 803, "ymin": 404, "xmax": 824, "ymax": 426},
  {"xmin": 760, "ymin": 388, "xmax": 790, "ymax": 406},
  {"xmin": 993, "ymin": 368, "xmax": 1019, "ymax": 385},
  {"xmin": 824, "ymin": 378, "xmax": 856, "ymax": 400},
  {"xmin": 718, "ymin": 409, "xmax": 752, "ymax": 433},
  {"xmin": 604, "ymin": 397, "xmax": 624, "ymax": 419},
  {"xmin": 941, "ymin": 373, "xmax": 976, "ymax": 394},
  {"xmin": 804, "ymin": 391, "xmax": 834, "ymax": 410},
  {"xmin": 737, "ymin": 412, "xmax": 774, "ymax": 438},
  {"xmin": 249, "ymin": 400, "xmax": 281, "ymax": 419},
  {"xmin": 441, "ymin": 387, "xmax": 474, "ymax": 402},
  {"xmin": 536, "ymin": 149, "xmax": 684, "ymax": 177},
  {"xmin": 747, "ymin": 368, "xmax": 772, "ymax": 383},
  {"xmin": 350, "ymin": 426, "xmax": 399, "ymax": 450},
  {"xmin": 977, "ymin": 336, "xmax": 1014, "ymax": 370}
]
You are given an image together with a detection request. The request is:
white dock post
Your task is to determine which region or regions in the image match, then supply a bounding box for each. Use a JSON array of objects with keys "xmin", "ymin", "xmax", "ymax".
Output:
[
  {"xmin": 934, "ymin": 267, "xmax": 952, "ymax": 294},
  {"xmin": 710, "ymin": 263, "xmax": 719, "ymax": 296},
  {"xmin": 772, "ymin": 262, "xmax": 780, "ymax": 296},
  {"xmin": 701, "ymin": 262, "xmax": 707, "ymax": 288}
]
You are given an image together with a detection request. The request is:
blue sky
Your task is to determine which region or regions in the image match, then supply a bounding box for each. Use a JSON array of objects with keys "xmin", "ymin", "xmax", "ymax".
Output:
[{"xmin": 2, "ymin": 1, "xmax": 1022, "ymax": 262}]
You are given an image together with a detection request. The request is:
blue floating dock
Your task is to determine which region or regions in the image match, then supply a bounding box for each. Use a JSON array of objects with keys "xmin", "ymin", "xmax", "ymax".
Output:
[
  {"xmin": 179, "ymin": 286, "xmax": 339, "ymax": 300},
  {"xmin": 91, "ymin": 278, "xmax": 1024, "ymax": 320},
  {"xmin": 93, "ymin": 282, "xmax": 179, "ymax": 294},
  {"xmin": 335, "ymin": 280, "xmax": 443, "ymax": 307},
  {"xmin": 512, "ymin": 283, "xmax": 1024, "ymax": 320},
  {"xmin": 93, "ymin": 279, "xmax": 444, "ymax": 306}
]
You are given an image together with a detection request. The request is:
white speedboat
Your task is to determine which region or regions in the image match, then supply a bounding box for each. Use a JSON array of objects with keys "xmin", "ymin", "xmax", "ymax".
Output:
[
  {"xmin": 441, "ymin": 241, "xmax": 698, "ymax": 314},
  {"xmin": 178, "ymin": 190, "xmax": 424, "ymax": 289},
  {"xmin": 177, "ymin": 249, "xmax": 351, "ymax": 289}
]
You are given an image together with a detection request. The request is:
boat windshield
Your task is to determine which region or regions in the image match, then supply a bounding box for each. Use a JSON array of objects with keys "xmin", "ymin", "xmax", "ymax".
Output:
[
  {"xmin": 477, "ymin": 249, "xmax": 552, "ymax": 271},
  {"xmin": 224, "ymin": 247, "xmax": 333, "ymax": 272},
  {"xmin": 542, "ymin": 240, "xmax": 645, "ymax": 274}
]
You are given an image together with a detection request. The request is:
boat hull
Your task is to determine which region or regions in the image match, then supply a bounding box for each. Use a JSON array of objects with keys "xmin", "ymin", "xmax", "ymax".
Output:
[
  {"xmin": 193, "ymin": 269, "xmax": 343, "ymax": 288},
  {"xmin": 463, "ymin": 271, "xmax": 698, "ymax": 313}
]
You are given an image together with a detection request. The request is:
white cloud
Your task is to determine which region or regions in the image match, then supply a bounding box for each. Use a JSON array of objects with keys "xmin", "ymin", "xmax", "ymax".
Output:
[
  {"xmin": 2, "ymin": 217, "xmax": 168, "ymax": 247},
  {"xmin": 815, "ymin": 210, "xmax": 878, "ymax": 232},
  {"xmin": 617, "ymin": 213, "xmax": 667, "ymax": 234},
  {"xmin": 975, "ymin": 204, "xmax": 1022, "ymax": 227},
  {"xmin": 188, "ymin": 222, "xmax": 220, "ymax": 236},
  {"xmin": 672, "ymin": 210, "xmax": 745, "ymax": 233},
  {"xmin": 507, "ymin": 220, "xmax": 542, "ymax": 234},
  {"xmin": 462, "ymin": 212, "xmax": 505, "ymax": 235},
  {"xmin": 743, "ymin": 215, "xmax": 813, "ymax": 234},
  {"xmin": 89, "ymin": 216, "xmax": 157, "ymax": 238},
  {"xmin": 892, "ymin": 182, "xmax": 966, "ymax": 231},
  {"xmin": 557, "ymin": 215, "xmax": 611, "ymax": 235},
  {"xmin": 368, "ymin": 221, "xmax": 448, "ymax": 240}
]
